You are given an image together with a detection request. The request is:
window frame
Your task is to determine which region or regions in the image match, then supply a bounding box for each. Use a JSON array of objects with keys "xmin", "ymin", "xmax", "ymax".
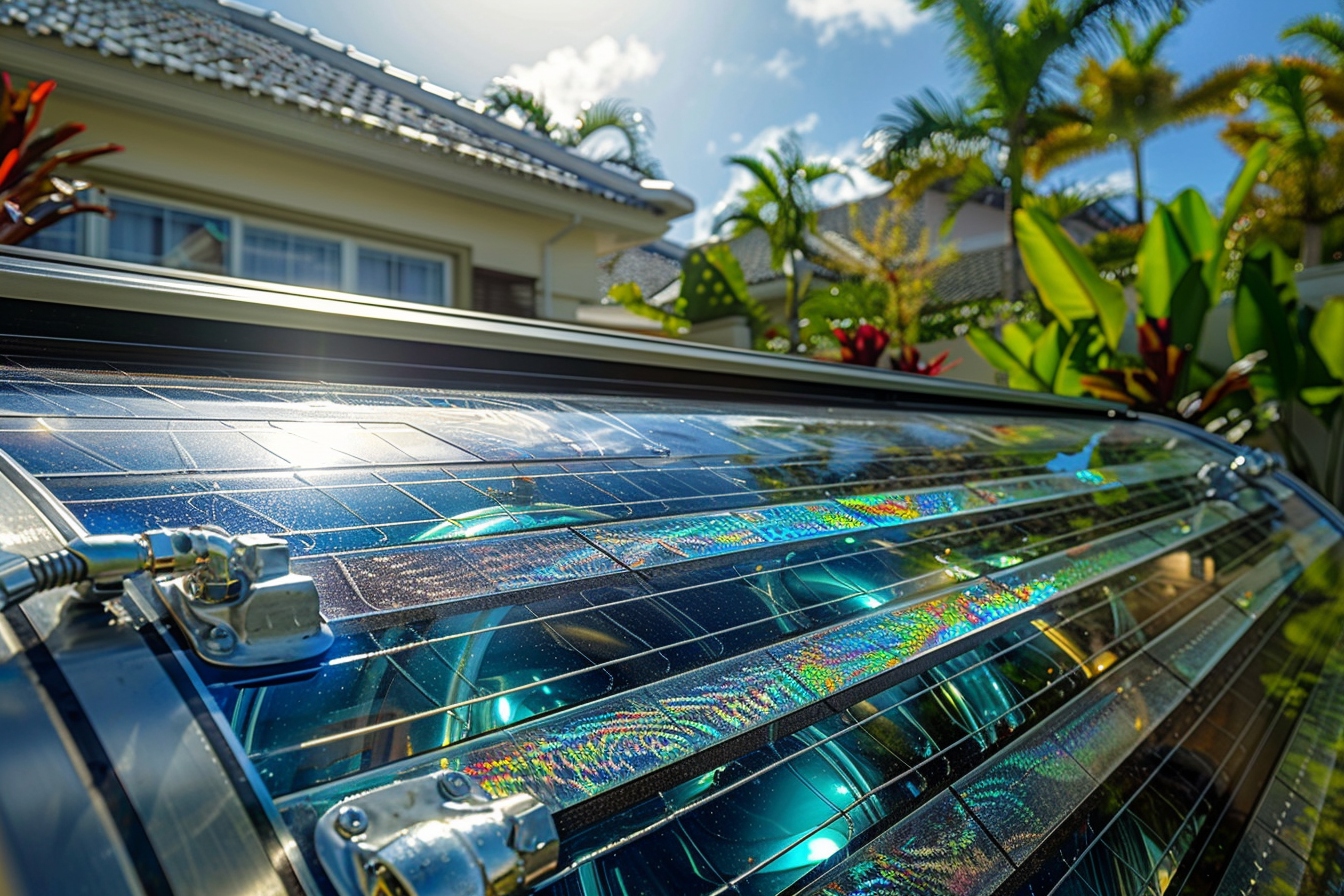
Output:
[{"xmin": 63, "ymin": 188, "xmax": 459, "ymax": 307}]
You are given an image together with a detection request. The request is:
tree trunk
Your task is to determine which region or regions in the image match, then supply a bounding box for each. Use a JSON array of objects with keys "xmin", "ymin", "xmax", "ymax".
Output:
[
  {"xmin": 786, "ymin": 251, "xmax": 801, "ymax": 350},
  {"xmin": 1131, "ymin": 141, "xmax": 1145, "ymax": 226},
  {"xmin": 1302, "ymin": 221, "xmax": 1324, "ymax": 268},
  {"xmin": 1003, "ymin": 188, "xmax": 1018, "ymax": 302}
]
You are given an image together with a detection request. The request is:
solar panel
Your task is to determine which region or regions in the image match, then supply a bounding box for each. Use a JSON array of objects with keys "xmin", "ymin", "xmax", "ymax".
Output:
[{"xmin": 0, "ymin": 359, "xmax": 1341, "ymax": 896}]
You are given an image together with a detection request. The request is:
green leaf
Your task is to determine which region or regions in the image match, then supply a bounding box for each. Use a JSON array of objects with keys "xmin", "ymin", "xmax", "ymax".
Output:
[
  {"xmin": 1232, "ymin": 249, "xmax": 1300, "ymax": 399},
  {"xmin": 967, "ymin": 328, "xmax": 1047, "ymax": 391},
  {"xmin": 606, "ymin": 281, "xmax": 688, "ymax": 336},
  {"xmin": 1014, "ymin": 208, "xmax": 1126, "ymax": 350},
  {"xmin": 1002, "ymin": 321, "xmax": 1039, "ymax": 366},
  {"xmin": 1168, "ymin": 189, "xmax": 1218, "ymax": 262},
  {"xmin": 1167, "ymin": 260, "xmax": 1211, "ymax": 353},
  {"xmin": 1302, "ymin": 386, "xmax": 1344, "ymax": 406},
  {"xmin": 1030, "ymin": 320, "xmax": 1064, "ymax": 386},
  {"xmin": 1136, "ymin": 204, "xmax": 1196, "ymax": 322},
  {"xmin": 1311, "ymin": 296, "xmax": 1344, "ymax": 383}
]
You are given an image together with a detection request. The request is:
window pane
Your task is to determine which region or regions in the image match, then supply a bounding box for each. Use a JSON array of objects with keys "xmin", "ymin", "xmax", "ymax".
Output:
[
  {"xmin": 108, "ymin": 198, "xmax": 163, "ymax": 266},
  {"xmin": 243, "ymin": 227, "xmax": 341, "ymax": 289},
  {"xmin": 109, "ymin": 198, "xmax": 230, "ymax": 275},
  {"xmin": 357, "ymin": 248, "xmax": 445, "ymax": 305},
  {"xmin": 356, "ymin": 248, "xmax": 394, "ymax": 298},
  {"xmin": 24, "ymin": 215, "xmax": 82, "ymax": 255}
]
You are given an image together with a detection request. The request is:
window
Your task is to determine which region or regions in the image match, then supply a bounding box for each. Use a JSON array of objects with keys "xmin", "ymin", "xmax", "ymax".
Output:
[
  {"xmin": 31, "ymin": 193, "xmax": 458, "ymax": 304},
  {"xmin": 108, "ymin": 198, "xmax": 230, "ymax": 274},
  {"xmin": 243, "ymin": 227, "xmax": 341, "ymax": 289},
  {"xmin": 24, "ymin": 216, "xmax": 83, "ymax": 255},
  {"xmin": 472, "ymin": 268, "xmax": 536, "ymax": 318},
  {"xmin": 357, "ymin": 248, "xmax": 446, "ymax": 305}
]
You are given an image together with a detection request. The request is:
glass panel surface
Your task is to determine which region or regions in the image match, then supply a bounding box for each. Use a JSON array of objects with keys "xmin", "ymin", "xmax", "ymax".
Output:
[
  {"xmin": 108, "ymin": 197, "xmax": 230, "ymax": 274},
  {"xmin": 242, "ymin": 226, "xmax": 342, "ymax": 288},
  {"xmin": 357, "ymin": 247, "xmax": 445, "ymax": 304},
  {"xmin": 0, "ymin": 360, "xmax": 1340, "ymax": 896}
]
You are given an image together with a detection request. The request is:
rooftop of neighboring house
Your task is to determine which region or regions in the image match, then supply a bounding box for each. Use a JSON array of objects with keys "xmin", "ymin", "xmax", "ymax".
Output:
[{"xmin": 0, "ymin": 0, "xmax": 693, "ymax": 218}]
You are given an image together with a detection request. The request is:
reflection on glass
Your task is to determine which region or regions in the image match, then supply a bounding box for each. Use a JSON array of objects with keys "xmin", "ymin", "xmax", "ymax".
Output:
[{"xmin": 108, "ymin": 197, "xmax": 230, "ymax": 274}]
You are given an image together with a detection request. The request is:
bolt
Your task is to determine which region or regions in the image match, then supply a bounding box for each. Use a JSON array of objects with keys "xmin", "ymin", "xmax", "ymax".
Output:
[
  {"xmin": 203, "ymin": 625, "xmax": 236, "ymax": 654},
  {"xmin": 438, "ymin": 771, "xmax": 471, "ymax": 800},
  {"xmin": 335, "ymin": 805, "xmax": 368, "ymax": 837}
]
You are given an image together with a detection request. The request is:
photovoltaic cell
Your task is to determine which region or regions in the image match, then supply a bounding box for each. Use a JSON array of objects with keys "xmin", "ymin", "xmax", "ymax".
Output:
[
  {"xmin": 5, "ymin": 361, "xmax": 1339, "ymax": 896},
  {"xmin": 808, "ymin": 791, "xmax": 1013, "ymax": 896}
]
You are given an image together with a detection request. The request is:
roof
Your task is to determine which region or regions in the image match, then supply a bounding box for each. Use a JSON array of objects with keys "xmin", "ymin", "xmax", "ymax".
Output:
[
  {"xmin": 0, "ymin": 0, "xmax": 693, "ymax": 215},
  {"xmin": 597, "ymin": 239, "xmax": 684, "ymax": 301}
]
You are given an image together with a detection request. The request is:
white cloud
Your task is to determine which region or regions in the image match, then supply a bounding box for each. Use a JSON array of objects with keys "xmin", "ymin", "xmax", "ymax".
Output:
[
  {"xmin": 729, "ymin": 132, "xmax": 743, "ymax": 144},
  {"xmin": 761, "ymin": 48, "xmax": 805, "ymax": 80},
  {"xmin": 710, "ymin": 59, "xmax": 731, "ymax": 77},
  {"xmin": 499, "ymin": 35, "xmax": 663, "ymax": 123},
  {"xmin": 787, "ymin": 0, "xmax": 928, "ymax": 44},
  {"xmin": 812, "ymin": 138, "xmax": 890, "ymax": 206}
]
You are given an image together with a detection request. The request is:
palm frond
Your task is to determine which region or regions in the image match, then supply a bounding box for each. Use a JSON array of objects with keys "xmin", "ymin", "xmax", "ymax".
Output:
[
  {"xmin": 1284, "ymin": 12, "xmax": 1344, "ymax": 63},
  {"xmin": 1171, "ymin": 60, "xmax": 1262, "ymax": 120},
  {"xmin": 1130, "ymin": 5, "xmax": 1185, "ymax": 67},
  {"xmin": 1026, "ymin": 121, "xmax": 1103, "ymax": 179}
]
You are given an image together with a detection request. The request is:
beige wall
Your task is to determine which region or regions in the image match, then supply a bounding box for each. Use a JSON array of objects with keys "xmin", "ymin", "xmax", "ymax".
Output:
[
  {"xmin": 924, "ymin": 192, "xmax": 1009, "ymax": 251},
  {"xmin": 36, "ymin": 86, "xmax": 618, "ymax": 313}
]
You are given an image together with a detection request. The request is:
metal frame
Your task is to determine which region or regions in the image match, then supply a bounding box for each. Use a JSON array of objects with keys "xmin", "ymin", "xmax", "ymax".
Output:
[{"xmin": 0, "ymin": 252, "xmax": 1122, "ymax": 414}]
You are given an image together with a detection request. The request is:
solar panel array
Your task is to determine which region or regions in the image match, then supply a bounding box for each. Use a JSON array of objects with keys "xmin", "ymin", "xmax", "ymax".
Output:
[{"xmin": 0, "ymin": 361, "xmax": 1341, "ymax": 896}]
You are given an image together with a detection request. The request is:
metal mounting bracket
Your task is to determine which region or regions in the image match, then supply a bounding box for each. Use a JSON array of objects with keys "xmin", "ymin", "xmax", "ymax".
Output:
[
  {"xmin": 0, "ymin": 525, "xmax": 332, "ymax": 668},
  {"xmin": 151, "ymin": 531, "xmax": 333, "ymax": 668},
  {"xmin": 314, "ymin": 771, "xmax": 559, "ymax": 896}
]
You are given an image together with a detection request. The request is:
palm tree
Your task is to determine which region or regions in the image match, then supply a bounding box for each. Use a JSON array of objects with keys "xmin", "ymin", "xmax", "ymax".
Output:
[
  {"xmin": 1027, "ymin": 8, "xmax": 1250, "ymax": 223},
  {"xmin": 715, "ymin": 135, "xmax": 844, "ymax": 349},
  {"xmin": 1223, "ymin": 60, "xmax": 1344, "ymax": 267},
  {"xmin": 868, "ymin": 0, "xmax": 1181, "ymax": 301},
  {"xmin": 483, "ymin": 82, "xmax": 661, "ymax": 177}
]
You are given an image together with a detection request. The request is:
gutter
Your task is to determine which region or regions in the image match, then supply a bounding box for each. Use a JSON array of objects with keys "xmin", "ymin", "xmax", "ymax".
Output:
[{"xmin": 541, "ymin": 215, "xmax": 582, "ymax": 320}]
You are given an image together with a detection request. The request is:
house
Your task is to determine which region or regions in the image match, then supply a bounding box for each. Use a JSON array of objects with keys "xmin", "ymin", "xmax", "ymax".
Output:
[
  {"xmin": 587, "ymin": 186, "xmax": 1130, "ymax": 361},
  {"xmin": 0, "ymin": 0, "xmax": 693, "ymax": 320}
]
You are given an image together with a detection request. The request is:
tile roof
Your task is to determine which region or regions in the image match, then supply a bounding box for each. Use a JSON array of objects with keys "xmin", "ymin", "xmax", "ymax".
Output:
[
  {"xmin": 0, "ymin": 0, "xmax": 675, "ymax": 210},
  {"xmin": 597, "ymin": 239, "xmax": 683, "ymax": 301}
]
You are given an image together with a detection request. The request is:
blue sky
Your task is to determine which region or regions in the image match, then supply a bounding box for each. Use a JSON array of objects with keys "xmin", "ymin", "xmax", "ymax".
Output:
[{"xmin": 269, "ymin": 0, "xmax": 1334, "ymax": 244}]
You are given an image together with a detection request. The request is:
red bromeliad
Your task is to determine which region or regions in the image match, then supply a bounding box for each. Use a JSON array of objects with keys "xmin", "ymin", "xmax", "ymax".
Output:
[
  {"xmin": 892, "ymin": 344, "xmax": 960, "ymax": 377},
  {"xmin": 1080, "ymin": 318, "xmax": 1263, "ymax": 419},
  {"xmin": 0, "ymin": 74, "xmax": 121, "ymax": 245},
  {"xmin": 833, "ymin": 323, "xmax": 889, "ymax": 366},
  {"xmin": 833, "ymin": 324, "xmax": 960, "ymax": 376}
]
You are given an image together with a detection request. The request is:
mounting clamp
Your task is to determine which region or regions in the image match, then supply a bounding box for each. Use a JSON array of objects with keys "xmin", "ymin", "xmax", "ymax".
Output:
[
  {"xmin": 314, "ymin": 771, "xmax": 559, "ymax": 896},
  {"xmin": 0, "ymin": 526, "xmax": 332, "ymax": 668}
]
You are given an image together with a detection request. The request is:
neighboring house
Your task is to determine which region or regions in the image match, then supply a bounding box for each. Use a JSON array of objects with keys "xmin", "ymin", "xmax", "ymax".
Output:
[
  {"xmin": 0, "ymin": 0, "xmax": 693, "ymax": 320},
  {"xmin": 588, "ymin": 187, "xmax": 1129, "ymax": 347}
]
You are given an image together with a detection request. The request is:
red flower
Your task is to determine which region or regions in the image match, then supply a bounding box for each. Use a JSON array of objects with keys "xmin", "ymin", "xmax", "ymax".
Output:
[{"xmin": 833, "ymin": 323, "xmax": 890, "ymax": 366}]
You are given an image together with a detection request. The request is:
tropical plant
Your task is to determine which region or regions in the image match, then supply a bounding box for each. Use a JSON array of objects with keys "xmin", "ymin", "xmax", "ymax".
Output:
[
  {"xmin": 715, "ymin": 135, "xmax": 845, "ymax": 349},
  {"xmin": 967, "ymin": 143, "xmax": 1272, "ymax": 429},
  {"xmin": 1223, "ymin": 60, "xmax": 1344, "ymax": 266},
  {"xmin": 606, "ymin": 244, "xmax": 773, "ymax": 345},
  {"xmin": 484, "ymin": 81, "xmax": 660, "ymax": 177},
  {"xmin": 1027, "ymin": 7, "xmax": 1250, "ymax": 223},
  {"xmin": 805, "ymin": 203, "xmax": 956, "ymax": 350},
  {"xmin": 1227, "ymin": 244, "xmax": 1344, "ymax": 507},
  {"xmin": 868, "ymin": 0, "xmax": 1183, "ymax": 301},
  {"xmin": 0, "ymin": 74, "xmax": 120, "ymax": 245}
]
